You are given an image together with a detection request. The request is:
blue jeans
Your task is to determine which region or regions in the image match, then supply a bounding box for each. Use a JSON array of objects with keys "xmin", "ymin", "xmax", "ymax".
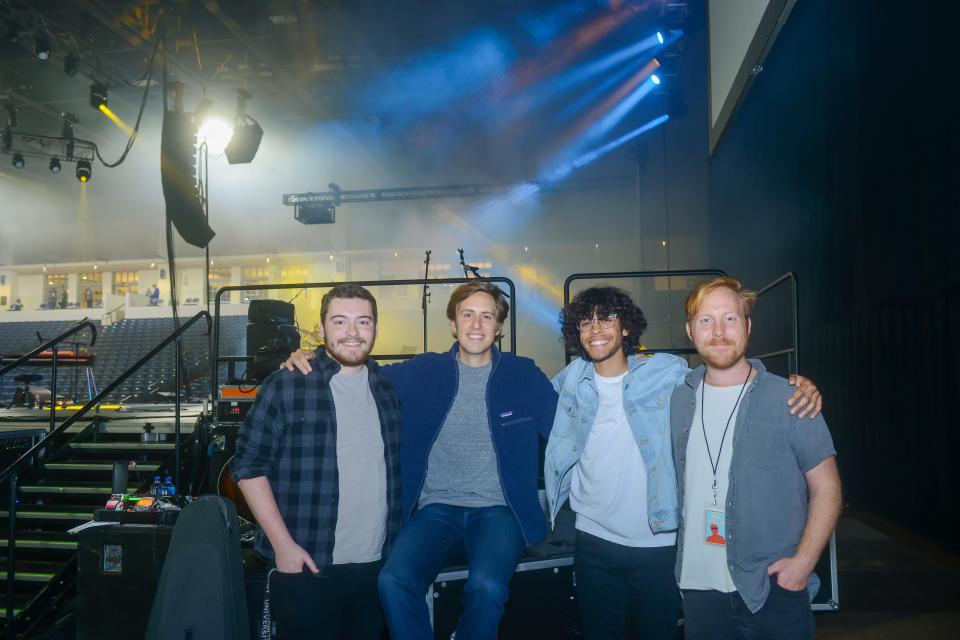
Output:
[{"xmin": 378, "ymin": 503, "xmax": 526, "ymax": 640}]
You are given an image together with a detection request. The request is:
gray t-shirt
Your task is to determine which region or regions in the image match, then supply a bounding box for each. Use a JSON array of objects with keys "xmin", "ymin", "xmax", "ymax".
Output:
[
  {"xmin": 330, "ymin": 367, "xmax": 387, "ymax": 564},
  {"xmin": 419, "ymin": 360, "xmax": 506, "ymax": 508}
]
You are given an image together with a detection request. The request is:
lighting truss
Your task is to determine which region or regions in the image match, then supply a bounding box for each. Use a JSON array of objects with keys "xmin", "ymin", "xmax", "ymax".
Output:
[
  {"xmin": 282, "ymin": 176, "xmax": 631, "ymax": 207},
  {"xmin": 0, "ymin": 130, "xmax": 96, "ymax": 163}
]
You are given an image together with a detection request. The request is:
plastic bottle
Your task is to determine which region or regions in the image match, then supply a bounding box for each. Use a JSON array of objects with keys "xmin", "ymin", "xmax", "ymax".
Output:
[
  {"xmin": 162, "ymin": 476, "xmax": 176, "ymax": 497},
  {"xmin": 150, "ymin": 476, "xmax": 162, "ymax": 497}
]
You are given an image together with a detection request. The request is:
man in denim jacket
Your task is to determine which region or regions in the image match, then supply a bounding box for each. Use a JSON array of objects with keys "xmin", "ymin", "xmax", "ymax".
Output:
[{"xmin": 545, "ymin": 286, "xmax": 820, "ymax": 640}]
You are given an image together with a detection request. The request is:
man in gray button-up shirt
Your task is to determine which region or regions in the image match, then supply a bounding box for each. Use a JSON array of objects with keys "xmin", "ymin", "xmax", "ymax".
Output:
[{"xmin": 670, "ymin": 277, "xmax": 841, "ymax": 640}]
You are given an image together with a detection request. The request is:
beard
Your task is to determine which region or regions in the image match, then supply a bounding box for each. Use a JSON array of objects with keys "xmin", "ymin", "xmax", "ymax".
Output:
[
  {"xmin": 700, "ymin": 338, "xmax": 747, "ymax": 370},
  {"xmin": 325, "ymin": 338, "xmax": 373, "ymax": 367}
]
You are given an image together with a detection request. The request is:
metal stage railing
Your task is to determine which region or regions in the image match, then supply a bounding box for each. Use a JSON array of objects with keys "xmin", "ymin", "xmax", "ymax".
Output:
[
  {"xmin": 562, "ymin": 269, "xmax": 727, "ymax": 364},
  {"xmin": 0, "ymin": 319, "xmax": 99, "ymax": 435},
  {"xmin": 210, "ymin": 277, "xmax": 517, "ymax": 398},
  {"xmin": 755, "ymin": 271, "xmax": 800, "ymax": 373}
]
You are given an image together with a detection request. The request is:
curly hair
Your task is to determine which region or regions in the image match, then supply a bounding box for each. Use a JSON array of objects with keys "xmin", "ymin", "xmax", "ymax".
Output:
[{"xmin": 560, "ymin": 286, "xmax": 648, "ymax": 360}]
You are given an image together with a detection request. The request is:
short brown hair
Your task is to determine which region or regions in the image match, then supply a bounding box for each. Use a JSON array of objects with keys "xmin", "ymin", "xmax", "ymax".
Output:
[
  {"xmin": 446, "ymin": 281, "xmax": 510, "ymax": 324},
  {"xmin": 320, "ymin": 283, "xmax": 378, "ymax": 324},
  {"xmin": 685, "ymin": 276, "xmax": 757, "ymax": 323}
]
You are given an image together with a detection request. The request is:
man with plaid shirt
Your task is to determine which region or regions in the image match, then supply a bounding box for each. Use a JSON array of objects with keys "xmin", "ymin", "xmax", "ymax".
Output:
[{"xmin": 232, "ymin": 284, "xmax": 401, "ymax": 640}]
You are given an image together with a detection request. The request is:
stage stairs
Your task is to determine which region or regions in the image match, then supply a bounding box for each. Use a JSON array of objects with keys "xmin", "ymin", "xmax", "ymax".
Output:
[{"xmin": 0, "ymin": 410, "xmax": 198, "ymax": 636}]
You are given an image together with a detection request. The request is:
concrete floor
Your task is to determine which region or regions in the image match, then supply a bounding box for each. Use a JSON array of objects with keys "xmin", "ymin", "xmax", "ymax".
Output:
[{"xmin": 815, "ymin": 516, "xmax": 960, "ymax": 639}]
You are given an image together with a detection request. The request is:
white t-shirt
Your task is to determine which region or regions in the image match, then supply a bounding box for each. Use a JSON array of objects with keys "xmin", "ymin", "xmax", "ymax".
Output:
[
  {"xmin": 569, "ymin": 371, "xmax": 676, "ymax": 548},
  {"xmin": 679, "ymin": 380, "xmax": 746, "ymax": 592}
]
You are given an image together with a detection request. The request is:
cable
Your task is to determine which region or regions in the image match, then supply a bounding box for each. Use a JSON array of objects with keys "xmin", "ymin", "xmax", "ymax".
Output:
[{"xmin": 91, "ymin": 35, "xmax": 161, "ymax": 168}]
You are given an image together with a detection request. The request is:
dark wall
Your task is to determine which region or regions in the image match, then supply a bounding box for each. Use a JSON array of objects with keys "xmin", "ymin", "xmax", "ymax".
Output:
[{"xmin": 706, "ymin": 1, "xmax": 960, "ymax": 549}]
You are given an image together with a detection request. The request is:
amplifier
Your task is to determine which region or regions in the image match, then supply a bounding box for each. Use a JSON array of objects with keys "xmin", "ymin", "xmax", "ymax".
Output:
[
  {"xmin": 247, "ymin": 299, "xmax": 295, "ymax": 325},
  {"xmin": 0, "ymin": 429, "xmax": 45, "ymax": 469},
  {"xmin": 216, "ymin": 385, "xmax": 259, "ymax": 422}
]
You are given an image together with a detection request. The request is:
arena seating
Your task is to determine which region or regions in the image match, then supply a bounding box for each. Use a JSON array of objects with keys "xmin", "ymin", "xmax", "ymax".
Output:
[{"xmin": 0, "ymin": 316, "xmax": 247, "ymax": 404}]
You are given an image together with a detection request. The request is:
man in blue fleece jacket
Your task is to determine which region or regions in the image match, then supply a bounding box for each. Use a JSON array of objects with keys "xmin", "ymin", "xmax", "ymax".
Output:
[{"xmin": 284, "ymin": 281, "xmax": 558, "ymax": 640}]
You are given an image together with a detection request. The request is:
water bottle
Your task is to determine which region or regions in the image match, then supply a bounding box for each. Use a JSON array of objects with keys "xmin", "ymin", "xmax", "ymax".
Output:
[
  {"xmin": 150, "ymin": 476, "xmax": 162, "ymax": 497},
  {"xmin": 162, "ymin": 476, "xmax": 176, "ymax": 497}
]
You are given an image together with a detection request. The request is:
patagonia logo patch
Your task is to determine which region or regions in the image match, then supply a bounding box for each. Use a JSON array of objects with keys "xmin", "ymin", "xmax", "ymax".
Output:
[{"xmin": 499, "ymin": 411, "xmax": 513, "ymax": 418}]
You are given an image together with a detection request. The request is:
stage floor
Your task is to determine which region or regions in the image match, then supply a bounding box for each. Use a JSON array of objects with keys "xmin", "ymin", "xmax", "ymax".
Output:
[{"xmin": 816, "ymin": 514, "xmax": 960, "ymax": 639}]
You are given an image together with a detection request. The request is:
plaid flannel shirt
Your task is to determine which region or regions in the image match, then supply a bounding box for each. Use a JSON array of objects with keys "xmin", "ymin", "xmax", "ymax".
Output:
[{"xmin": 231, "ymin": 349, "xmax": 402, "ymax": 572}]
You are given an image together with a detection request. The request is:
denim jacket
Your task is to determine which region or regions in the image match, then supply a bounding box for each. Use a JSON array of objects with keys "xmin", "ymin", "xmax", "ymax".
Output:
[{"xmin": 544, "ymin": 353, "xmax": 689, "ymax": 532}]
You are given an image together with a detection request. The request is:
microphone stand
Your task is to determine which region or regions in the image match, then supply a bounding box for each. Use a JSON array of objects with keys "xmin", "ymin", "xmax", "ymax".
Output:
[
  {"xmin": 421, "ymin": 250, "xmax": 431, "ymax": 352},
  {"xmin": 458, "ymin": 248, "xmax": 481, "ymax": 279}
]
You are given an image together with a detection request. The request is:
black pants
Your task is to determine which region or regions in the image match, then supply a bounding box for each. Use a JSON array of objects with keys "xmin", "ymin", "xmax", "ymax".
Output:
[
  {"xmin": 574, "ymin": 530, "xmax": 681, "ymax": 640},
  {"xmin": 681, "ymin": 577, "xmax": 814, "ymax": 640},
  {"xmin": 268, "ymin": 560, "xmax": 384, "ymax": 640}
]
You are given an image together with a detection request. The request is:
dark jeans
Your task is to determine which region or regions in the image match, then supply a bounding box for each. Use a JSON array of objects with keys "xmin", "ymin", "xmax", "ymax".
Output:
[
  {"xmin": 574, "ymin": 530, "xmax": 681, "ymax": 640},
  {"xmin": 681, "ymin": 577, "xmax": 814, "ymax": 640},
  {"xmin": 377, "ymin": 503, "xmax": 526, "ymax": 640},
  {"xmin": 269, "ymin": 560, "xmax": 384, "ymax": 640}
]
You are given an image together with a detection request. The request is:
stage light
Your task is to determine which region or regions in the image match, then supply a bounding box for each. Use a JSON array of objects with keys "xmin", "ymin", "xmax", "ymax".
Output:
[
  {"xmin": 294, "ymin": 202, "xmax": 336, "ymax": 225},
  {"xmin": 657, "ymin": 31, "xmax": 664, "ymax": 44},
  {"xmin": 12, "ymin": 153, "xmax": 24, "ymax": 169},
  {"xmin": 35, "ymin": 33, "xmax": 51, "ymax": 60},
  {"xmin": 64, "ymin": 54, "xmax": 78, "ymax": 77},
  {"xmin": 198, "ymin": 118, "xmax": 233, "ymax": 156},
  {"xmin": 76, "ymin": 159, "xmax": 92, "ymax": 183},
  {"xmin": 89, "ymin": 83, "xmax": 108, "ymax": 110},
  {"xmin": 651, "ymin": 73, "xmax": 661, "ymax": 85},
  {"xmin": 225, "ymin": 89, "xmax": 262, "ymax": 164},
  {"xmin": 224, "ymin": 118, "xmax": 262, "ymax": 164},
  {"xmin": 49, "ymin": 157, "xmax": 61, "ymax": 173}
]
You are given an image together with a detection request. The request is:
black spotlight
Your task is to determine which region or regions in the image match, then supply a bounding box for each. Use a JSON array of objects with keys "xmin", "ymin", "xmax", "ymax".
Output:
[
  {"xmin": 224, "ymin": 117, "xmax": 263, "ymax": 164},
  {"xmin": 35, "ymin": 33, "xmax": 51, "ymax": 60},
  {"xmin": 49, "ymin": 157, "xmax": 61, "ymax": 173},
  {"xmin": 64, "ymin": 54, "xmax": 78, "ymax": 77},
  {"xmin": 12, "ymin": 153, "xmax": 24, "ymax": 169},
  {"xmin": 76, "ymin": 159, "xmax": 91, "ymax": 183},
  {"xmin": 89, "ymin": 83, "xmax": 108, "ymax": 110}
]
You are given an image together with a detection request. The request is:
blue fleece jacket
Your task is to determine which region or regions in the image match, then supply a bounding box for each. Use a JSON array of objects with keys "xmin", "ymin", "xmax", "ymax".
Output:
[{"xmin": 381, "ymin": 343, "xmax": 558, "ymax": 545}]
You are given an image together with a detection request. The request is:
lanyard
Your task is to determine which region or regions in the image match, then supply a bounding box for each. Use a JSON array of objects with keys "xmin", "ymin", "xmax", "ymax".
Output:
[{"xmin": 700, "ymin": 363, "xmax": 752, "ymax": 505}]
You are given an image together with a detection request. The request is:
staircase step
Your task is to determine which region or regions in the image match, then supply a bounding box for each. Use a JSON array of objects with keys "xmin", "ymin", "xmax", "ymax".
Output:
[
  {"xmin": 19, "ymin": 485, "xmax": 137, "ymax": 495},
  {"xmin": 98, "ymin": 425, "xmax": 194, "ymax": 435},
  {"xmin": 68, "ymin": 442, "xmax": 174, "ymax": 451},
  {"xmin": 0, "ymin": 539, "xmax": 77, "ymax": 550},
  {"xmin": 0, "ymin": 510, "xmax": 93, "ymax": 521},
  {"xmin": 44, "ymin": 462, "xmax": 160, "ymax": 472},
  {"xmin": 0, "ymin": 570, "xmax": 54, "ymax": 583}
]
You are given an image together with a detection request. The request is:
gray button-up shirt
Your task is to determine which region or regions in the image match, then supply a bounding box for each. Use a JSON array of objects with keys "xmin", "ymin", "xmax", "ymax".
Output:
[{"xmin": 670, "ymin": 360, "xmax": 836, "ymax": 613}]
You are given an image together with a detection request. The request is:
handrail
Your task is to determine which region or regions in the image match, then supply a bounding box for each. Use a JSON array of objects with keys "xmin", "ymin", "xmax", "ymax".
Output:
[
  {"xmin": 210, "ymin": 277, "xmax": 518, "ymax": 397},
  {"xmin": 1, "ymin": 311, "xmax": 209, "ymax": 631},
  {"xmin": 0, "ymin": 311, "xmax": 210, "ymax": 486},
  {"xmin": 755, "ymin": 271, "xmax": 799, "ymax": 372},
  {"xmin": 0, "ymin": 319, "xmax": 97, "ymax": 378}
]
